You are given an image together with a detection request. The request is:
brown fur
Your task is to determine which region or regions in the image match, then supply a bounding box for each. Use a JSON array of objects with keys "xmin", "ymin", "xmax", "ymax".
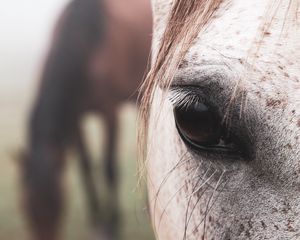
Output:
[{"xmin": 23, "ymin": 0, "xmax": 152, "ymax": 239}]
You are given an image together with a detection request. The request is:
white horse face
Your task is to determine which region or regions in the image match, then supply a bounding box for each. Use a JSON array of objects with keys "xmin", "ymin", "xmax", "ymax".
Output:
[{"xmin": 146, "ymin": 0, "xmax": 300, "ymax": 239}]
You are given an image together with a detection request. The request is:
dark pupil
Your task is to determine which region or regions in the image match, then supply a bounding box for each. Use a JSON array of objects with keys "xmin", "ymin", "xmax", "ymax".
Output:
[{"xmin": 174, "ymin": 102, "xmax": 222, "ymax": 146}]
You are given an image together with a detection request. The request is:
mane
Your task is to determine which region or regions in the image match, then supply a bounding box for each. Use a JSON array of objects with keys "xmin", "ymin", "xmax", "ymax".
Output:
[{"xmin": 138, "ymin": 0, "xmax": 224, "ymax": 165}]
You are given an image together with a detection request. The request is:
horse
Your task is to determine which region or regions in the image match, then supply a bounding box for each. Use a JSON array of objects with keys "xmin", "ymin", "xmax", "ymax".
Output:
[
  {"xmin": 139, "ymin": 0, "xmax": 300, "ymax": 239},
  {"xmin": 22, "ymin": 0, "xmax": 152, "ymax": 239}
]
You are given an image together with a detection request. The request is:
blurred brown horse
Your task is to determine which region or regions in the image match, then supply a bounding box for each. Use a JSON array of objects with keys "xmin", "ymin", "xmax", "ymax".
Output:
[{"xmin": 22, "ymin": 0, "xmax": 152, "ymax": 239}]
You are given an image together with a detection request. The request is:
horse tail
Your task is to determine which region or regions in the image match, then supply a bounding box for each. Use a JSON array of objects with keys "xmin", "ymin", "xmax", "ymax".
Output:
[{"xmin": 22, "ymin": 0, "xmax": 105, "ymax": 239}]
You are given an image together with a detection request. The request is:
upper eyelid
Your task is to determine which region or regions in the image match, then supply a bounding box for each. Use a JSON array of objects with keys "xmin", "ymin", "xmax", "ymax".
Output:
[
  {"xmin": 167, "ymin": 63, "xmax": 245, "ymax": 107},
  {"xmin": 171, "ymin": 63, "xmax": 234, "ymax": 88}
]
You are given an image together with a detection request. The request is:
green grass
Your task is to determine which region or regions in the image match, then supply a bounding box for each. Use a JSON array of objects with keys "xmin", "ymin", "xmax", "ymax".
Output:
[{"xmin": 0, "ymin": 98, "xmax": 154, "ymax": 240}]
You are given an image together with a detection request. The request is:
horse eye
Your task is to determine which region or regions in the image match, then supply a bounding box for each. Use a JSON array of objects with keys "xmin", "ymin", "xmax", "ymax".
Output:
[{"xmin": 174, "ymin": 102, "xmax": 238, "ymax": 154}]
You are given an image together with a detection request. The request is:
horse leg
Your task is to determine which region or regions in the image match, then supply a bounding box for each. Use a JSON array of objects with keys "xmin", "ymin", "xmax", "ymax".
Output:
[
  {"xmin": 104, "ymin": 112, "xmax": 118, "ymax": 188},
  {"xmin": 103, "ymin": 109, "xmax": 121, "ymax": 239},
  {"xmin": 75, "ymin": 124, "xmax": 102, "ymax": 227}
]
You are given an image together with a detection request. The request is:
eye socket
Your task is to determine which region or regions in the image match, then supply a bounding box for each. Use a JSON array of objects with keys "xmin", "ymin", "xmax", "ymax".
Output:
[{"xmin": 174, "ymin": 101, "xmax": 241, "ymax": 155}]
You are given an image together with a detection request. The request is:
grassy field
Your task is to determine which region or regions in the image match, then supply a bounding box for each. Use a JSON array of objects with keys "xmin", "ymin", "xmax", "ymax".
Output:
[{"xmin": 0, "ymin": 92, "xmax": 154, "ymax": 240}]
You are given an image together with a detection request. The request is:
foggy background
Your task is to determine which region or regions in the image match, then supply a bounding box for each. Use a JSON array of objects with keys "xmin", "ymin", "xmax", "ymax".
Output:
[{"xmin": 0, "ymin": 0, "xmax": 154, "ymax": 239}]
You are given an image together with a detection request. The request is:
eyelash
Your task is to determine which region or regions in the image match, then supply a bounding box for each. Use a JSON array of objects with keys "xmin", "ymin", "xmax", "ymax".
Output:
[{"xmin": 169, "ymin": 87, "xmax": 207, "ymax": 109}]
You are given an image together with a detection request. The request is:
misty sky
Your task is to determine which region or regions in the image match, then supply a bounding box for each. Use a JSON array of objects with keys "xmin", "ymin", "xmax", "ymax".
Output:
[{"xmin": 0, "ymin": 0, "xmax": 69, "ymax": 91}]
